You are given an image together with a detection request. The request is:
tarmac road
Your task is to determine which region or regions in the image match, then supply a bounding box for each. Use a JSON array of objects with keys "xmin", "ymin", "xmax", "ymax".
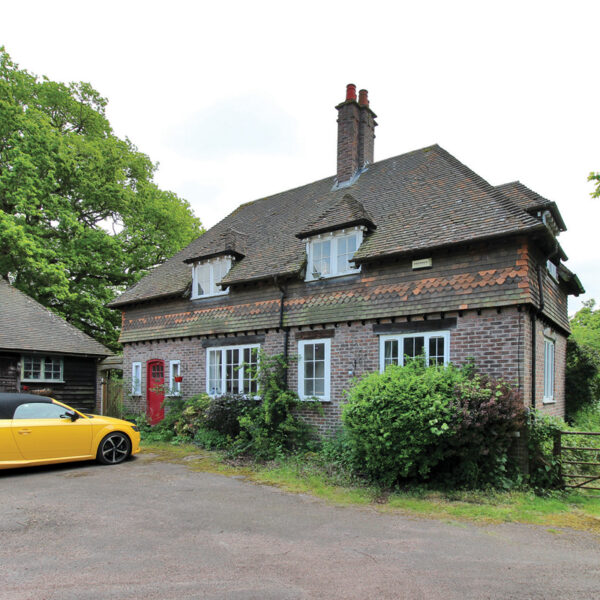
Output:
[{"xmin": 1, "ymin": 453, "xmax": 599, "ymax": 600}]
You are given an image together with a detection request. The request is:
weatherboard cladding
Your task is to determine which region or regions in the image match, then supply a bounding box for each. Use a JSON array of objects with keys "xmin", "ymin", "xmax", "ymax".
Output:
[
  {"xmin": 108, "ymin": 145, "xmax": 545, "ymax": 309},
  {"xmin": 119, "ymin": 239, "xmax": 536, "ymax": 343}
]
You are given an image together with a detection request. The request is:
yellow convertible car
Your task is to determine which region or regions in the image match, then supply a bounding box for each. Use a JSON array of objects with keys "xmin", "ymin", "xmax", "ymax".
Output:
[{"xmin": 0, "ymin": 393, "xmax": 140, "ymax": 469}]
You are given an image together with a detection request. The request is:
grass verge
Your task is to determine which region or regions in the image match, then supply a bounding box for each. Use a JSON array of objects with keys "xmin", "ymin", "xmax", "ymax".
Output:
[{"xmin": 140, "ymin": 442, "xmax": 600, "ymax": 535}]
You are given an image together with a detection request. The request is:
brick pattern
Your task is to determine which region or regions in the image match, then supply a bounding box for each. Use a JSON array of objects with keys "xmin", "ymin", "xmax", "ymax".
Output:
[
  {"xmin": 336, "ymin": 100, "xmax": 361, "ymax": 183},
  {"xmin": 121, "ymin": 306, "xmax": 566, "ymax": 431}
]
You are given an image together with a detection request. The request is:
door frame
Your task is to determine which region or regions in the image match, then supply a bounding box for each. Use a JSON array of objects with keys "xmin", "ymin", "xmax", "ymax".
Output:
[{"xmin": 146, "ymin": 359, "xmax": 165, "ymax": 424}]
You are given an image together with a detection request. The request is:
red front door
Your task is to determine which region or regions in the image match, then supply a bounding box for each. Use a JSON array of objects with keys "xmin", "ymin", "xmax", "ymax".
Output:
[{"xmin": 146, "ymin": 359, "xmax": 165, "ymax": 425}]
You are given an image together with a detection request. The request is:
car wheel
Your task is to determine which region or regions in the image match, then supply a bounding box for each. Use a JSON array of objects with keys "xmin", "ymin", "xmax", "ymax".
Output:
[{"xmin": 97, "ymin": 432, "xmax": 131, "ymax": 465}]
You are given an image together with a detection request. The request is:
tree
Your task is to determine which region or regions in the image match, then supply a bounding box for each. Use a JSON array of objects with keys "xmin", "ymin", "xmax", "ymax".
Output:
[
  {"xmin": 0, "ymin": 48, "xmax": 203, "ymax": 351},
  {"xmin": 570, "ymin": 300, "xmax": 600, "ymax": 350},
  {"xmin": 566, "ymin": 300, "xmax": 600, "ymax": 416},
  {"xmin": 589, "ymin": 172, "xmax": 600, "ymax": 199}
]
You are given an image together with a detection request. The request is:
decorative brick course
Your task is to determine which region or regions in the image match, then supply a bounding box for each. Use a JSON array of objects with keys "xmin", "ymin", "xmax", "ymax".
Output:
[{"xmin": 121, "ymin": 305, "xmax": 566, "ymax": 431}]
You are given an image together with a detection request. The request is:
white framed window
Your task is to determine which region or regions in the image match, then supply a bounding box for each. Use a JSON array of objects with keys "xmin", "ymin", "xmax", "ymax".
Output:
[
  {"xmin": 21, "ymin": 355, "xmax": 63, "ymax": 382},
  {"xmin": 131, "ymin": 362, "xmax": 142, "ymax": 396},
  {"xmin": 546, "ymin": 259, "xmax": 558, "ymax": 282},
  {"xmin": 206, "ymin": 344, "xmax": 259, "ymax": 396},
  {"xmin": 169, "ymin": 360, "xmax": 181, "ymax": 396},
  {"xmin": 305, "ymin": 228, "xmax": 363, "ymax": 281},
  {"xmin": 191, "ymin": 256, "xmax": 232, "ymax": 299},
  {"xmin": 543, "ymin": 338, "xmax": 555, "ymax": 403},
  {"xmin": 379, "ymin": 331, "xmax": 450, "ymax": 372},
  {"xmin": 298, "ymin": 339, "xmax": 331, "ymax": 401}
]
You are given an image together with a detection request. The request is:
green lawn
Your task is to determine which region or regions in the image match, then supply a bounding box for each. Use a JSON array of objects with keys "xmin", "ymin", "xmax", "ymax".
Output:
[{"xmin": 140, "ymin": 442, "xmax": 600, "ymax": 535}]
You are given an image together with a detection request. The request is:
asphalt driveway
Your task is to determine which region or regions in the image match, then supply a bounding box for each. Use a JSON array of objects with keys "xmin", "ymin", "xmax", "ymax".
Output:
[{"xmin": 1, "ymin": 454, "xmax": 599, "ymax": 600}]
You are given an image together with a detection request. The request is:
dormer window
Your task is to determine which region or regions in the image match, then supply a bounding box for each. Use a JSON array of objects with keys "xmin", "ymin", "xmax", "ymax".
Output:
[
  {"xmin": 191, "ymin": 256, "xmax": 232, "ymax": 299},
  {"xmin": 305, "ymin": 228, "xmax": 363, "ymax": 281}
]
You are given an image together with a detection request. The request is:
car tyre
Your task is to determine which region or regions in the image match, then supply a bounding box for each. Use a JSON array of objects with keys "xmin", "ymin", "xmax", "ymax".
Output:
[{"xmin": 97, "ymin": 432, "xmax": 131, "ymax": 465}]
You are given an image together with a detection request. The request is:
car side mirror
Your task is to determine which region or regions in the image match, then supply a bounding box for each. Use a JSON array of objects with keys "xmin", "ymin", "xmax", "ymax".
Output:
[{"xmin": 62, "ymin": 410, "xmax": 80, "ymax": 422}]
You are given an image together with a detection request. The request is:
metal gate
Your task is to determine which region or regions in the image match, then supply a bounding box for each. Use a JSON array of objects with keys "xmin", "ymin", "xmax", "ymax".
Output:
[{"xmin": 554, "ymin": 431, "xmax": 600, "ymax": 491}]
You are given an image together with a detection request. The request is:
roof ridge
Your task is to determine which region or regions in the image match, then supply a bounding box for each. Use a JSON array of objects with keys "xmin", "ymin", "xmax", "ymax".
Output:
[{"xmin": 431, "ymin": 146, "xmax": 541, "ymax": 228}]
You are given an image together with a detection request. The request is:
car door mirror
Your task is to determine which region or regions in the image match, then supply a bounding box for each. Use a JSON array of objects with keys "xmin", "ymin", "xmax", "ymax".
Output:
[{"xmin": 61, "ymin": 410, "xmax": 79, "ymax": 422}]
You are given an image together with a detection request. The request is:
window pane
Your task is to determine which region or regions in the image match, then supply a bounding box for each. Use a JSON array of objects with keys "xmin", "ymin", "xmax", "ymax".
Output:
[
  {"xmin": 44, "ymin": 357, "xmax": 62, "ymax": 380},
  {"xmin": 208, "ymin": 350, "xmax": 222, "ymax": 395},
  {"xmin": 304, "ymin": 379, "xmax": 314, "ymax": 396},
  {"xmin": 225, "ymin": 349, "xmax": 240, "ymax": 394},
  {"xmin": 14, "ymin": 403, "xmax": 69, "ymax": 419},
  {"xmin": 314, "ymin": 343, "xmax": 325, "ymax": 361},
  {"xmin": 312, "ymin": 240, "xmax": 331, "ymax": 276},
  {"xmin": 305, "ymin": 361, "xmax": 314, "ymax": 379},
  {"xmin": 315, "ymin": 360, "xmax": 325, "ymax": 379},
  {"xmin": 384, "ymin": 340, "xmax": 398, "ymax": 367},
  {"xmin": 305, "ymin": 344, "xmax": 314, "ymax": 361},
  {"xmin": 403, "ymin": 337, "xmax": 425, "ymax": 363},
  {"xmin": 314, "ymin": 378, "xmax": 324, "ymax": 396},
  {"xmin": 23, "ymin": 356, "xmax": 42, "ymax": 380},
  {"xmin": 196, "ymin": 263, "xmax": 210, "ymax": 296},
  {"xmin": 242, "ymin": 347, "xmax": 258, "ymax": 395},
  {"xmin": 336, "ymin": 234, "xmax": 358, "ymax": 274},
  {"xmin": 428, "ymin": 337, "xmax": 445, "ymax": 366}
]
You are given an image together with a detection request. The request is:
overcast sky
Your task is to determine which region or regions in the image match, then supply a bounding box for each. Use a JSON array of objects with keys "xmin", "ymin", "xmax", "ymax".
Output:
[{"xmin": 2, "ymin": 0, "xmax": 598, "ymax": 313}]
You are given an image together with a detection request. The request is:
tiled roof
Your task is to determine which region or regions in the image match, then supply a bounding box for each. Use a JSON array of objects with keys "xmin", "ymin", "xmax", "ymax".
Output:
[
  {"xmin": 496, "ymin": 181, "xmax": 566, "ymax": 231},
  {"xmin": 110, "ymin": 145, "xmax": 547, "ymax": 308},
  {"xmin": 296, "ymin": 192, "xmax": 375, "ymax": 239},
  {"xmin": 0, "ymin": 279, "xmax": 112, "ymax": 356}
]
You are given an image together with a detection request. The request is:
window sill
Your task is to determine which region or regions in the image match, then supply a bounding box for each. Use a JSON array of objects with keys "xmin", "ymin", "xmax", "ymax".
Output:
[
  {"xmin": 21, "ymin": 379, "xmax": 64, "ymax": 384},
  {"xmin": 191, "ymin": 291, "xmax": 229, "ymax": 300},
  {"xmin": 305, "ymin": 271, "xmax": 360, "ymax": 283},
  {"xmin": 542, "ymin": 398, "xmax": 556, "ymax": 404},
  {"xmin": 299, "ymin": 397, "xmax": 331, "ymax": 402}
]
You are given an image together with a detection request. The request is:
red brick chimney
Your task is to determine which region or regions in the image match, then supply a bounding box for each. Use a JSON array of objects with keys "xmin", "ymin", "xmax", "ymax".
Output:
[{"xmin": 336, "ymin": 84, "xmax": 377, "ymax": 185}]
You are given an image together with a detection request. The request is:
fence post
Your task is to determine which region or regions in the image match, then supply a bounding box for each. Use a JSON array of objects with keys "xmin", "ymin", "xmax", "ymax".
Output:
[{"xmin": 553, "ymin": 431, "xmax": 562, "ymax": 486}]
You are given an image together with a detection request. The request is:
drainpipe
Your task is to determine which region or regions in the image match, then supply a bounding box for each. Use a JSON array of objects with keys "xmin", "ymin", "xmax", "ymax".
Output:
[
  {"xmin": 275, "ymin": 278, "xmax": 289, "ymax": 387},
  {"xmin": 531, "ymin": 263, "xmax": 546, "ymax": 410}
]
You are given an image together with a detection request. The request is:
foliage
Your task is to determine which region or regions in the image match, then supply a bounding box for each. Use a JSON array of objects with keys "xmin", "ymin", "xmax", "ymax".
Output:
[
  {"xmin": 567, "ymin": 300, "xmax": 600, "ymax": 417},
  {"xmin": 570, "ymin": 401, "xmax": 600, "ymax": 432},
  {"xmin": 235, "ymin": 352, "xmax": 316, "ymax": 460},
  {"xmin": 526, "ymin": 410, "xmax": 564, "ymax": 489},
  {"xmin": 173, "ymin": 394, "xmax": 211, "ymax": 440},
  {"xmin": 589, "ymin": 171, "xmax": 600, "ymax": 199},
  {"xmin": 0, "ymin": 48, "xmax": 203, "ymax": 350},
  {"xmin": 437, "ymin": 375, "xmax": 526, "ymax": 488},
  {"xmin": 204, "ymin": 393, "xmax": 251, "ymax": 437},
  {"xmin": 342, "ymin": 360, "xmax": 463, "ymax": 486},
  {"xmin": 570, "ymin": 299, "xmax": 600, "ymax": 351},
  {"xmin": 565, "ymin": 338, "xmax": 600, "ymax": 418}
]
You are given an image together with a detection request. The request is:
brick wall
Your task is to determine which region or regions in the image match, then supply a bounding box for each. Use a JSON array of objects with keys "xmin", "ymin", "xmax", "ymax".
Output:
[{"xmin": 121, "ymin": 304, "xmax": 565, "ymax": 431}]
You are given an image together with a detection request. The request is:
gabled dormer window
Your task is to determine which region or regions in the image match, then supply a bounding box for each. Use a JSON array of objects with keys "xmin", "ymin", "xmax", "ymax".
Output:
[
  {"xmin": 191, "ymin": 256, "xmax": 232, "ymax": 299},
  {"xmin": 305, "ymin": 228, "xmax": 364, "ymax": 281}
]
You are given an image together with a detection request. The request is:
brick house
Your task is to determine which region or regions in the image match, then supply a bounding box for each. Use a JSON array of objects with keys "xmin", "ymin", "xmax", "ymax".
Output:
[
  {"xmin": 109, "ymin": 84, "xmax": 583, "ymax": 430},
  {"xmin": 0, "ymin": 279, "xmax": 112, "ymax": 413}
]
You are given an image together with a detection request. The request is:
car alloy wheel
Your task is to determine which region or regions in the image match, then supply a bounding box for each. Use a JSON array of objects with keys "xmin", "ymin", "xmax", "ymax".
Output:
[{"xmin": 97, "ymin": 432, "xmax": 131, "ymax": 465}]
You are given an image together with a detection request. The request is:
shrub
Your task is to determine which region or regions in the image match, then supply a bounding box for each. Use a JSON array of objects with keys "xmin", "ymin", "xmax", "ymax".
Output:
[
  {"xmin": 527, "ymin": 410, "xmax": 564, "ymax": 489},
  {"xmin": 173, "ymin": 394, "xmax": 211, "ymax": 440},
  {"xmin": 193, "ymin": 427, "xmax": 230, "ymax": 450},
  {"xmin": 342, "ymin": 360, "xmax": 463, "ymax": 486},
  {"xmin": 203, "ymin": 394, "xmax": 251, "ymax": 437},
  {"xmin": 236, "ymin": 352, "xmax": 316, "ymax": 460},
  {"xmin": 565, "ymin": 338, "xmax": 600, "ymax": 419},
  {"xmin": 437, "ymin": 375, "xmax": 526, "ymax": 488}
]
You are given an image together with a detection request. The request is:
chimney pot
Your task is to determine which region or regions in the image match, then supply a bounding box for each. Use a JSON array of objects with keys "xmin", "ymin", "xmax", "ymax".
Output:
[
  {"xmin": 358, "ymin": 89, "xmax": 369, "ymax": 107},
  {"xmin": 345, "ymin": 83, "xmax": 357, "ymax": 102}
]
